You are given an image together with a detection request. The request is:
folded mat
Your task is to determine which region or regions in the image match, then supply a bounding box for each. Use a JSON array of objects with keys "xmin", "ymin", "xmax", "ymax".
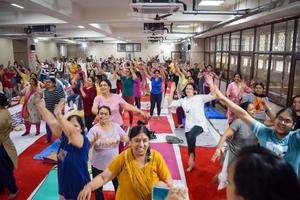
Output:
[
  {"xmin": 205, "ymin": 106, "xmax": 226, "ymax": 119},
  {"xmin": 31, "ymin": 169, "xmax": 58, "ymax": 200},
  {"xmin": 33, "ymin": 139, "xmax": 60, "ymax": 160}
]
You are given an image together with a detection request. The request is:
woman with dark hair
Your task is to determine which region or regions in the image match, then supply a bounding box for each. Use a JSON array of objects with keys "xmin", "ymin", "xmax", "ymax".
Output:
[
  {"xmin": 242, "ymin": 82, "xmax": 275, "ymax": 124},
  {"xmin": 144, "ymin": 66, "xmax": 166, "ymax": 119},
  {"xmin": 226, "ymin": 73, "xmax": 252, "ymax": 124},
  {"xmin": 67, "ymin": 72, "xmax": 84, "ymax": 111},
  {"xmin": 35, "ymin": 95, "xmax": 90, "ymax": 200},
  {"xmin": 291, "ymin": 95, "xmax": 300, "ymax": 131},
  {"xmin": 20, "ymin": 78, "xmax": 42, "ymax": 136},
  {"xmin": 227, "ymin": 146, "xmax": 300, "ymax": 200},
  {"xmin": 80, "ymin": 77, "xmax": 97, "ymax": 130},
  {"xmin": 208, "ymin": 78, "xmax": 300, "ymax": 176},
  {"xmin": 0, "ymin": 93, "xmax": 18, "ymax": 199},
  {"xmin": 211, "ymin": 102, "xmax": 258, "ymax": 189},
  {"xmin": 88, "ymin": 106, "xmax": 128, "ymax": 200},
  {"xmin": 169, "ymin": 82, "xmax": 215, "ymax": 172},
  {"xmin": 78, "ymin": 125, "xmax": 172, "ymax": 200}
]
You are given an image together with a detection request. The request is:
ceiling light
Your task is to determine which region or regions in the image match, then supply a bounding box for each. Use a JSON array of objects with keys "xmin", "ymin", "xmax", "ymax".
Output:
[
  {"xmin": 177, "ymin": 25, "xmax": 190, "ymax": 28},
  {"xmin": 33, "ymin": 39, "xmax": 39, "ymax": 43},
  {"xmin": 81, "ymin": 42, "xmax": 87, "ymax": 48},
  {"xmin": 77, "ymin": 25, "xmax": 85, "ymax": 29},
  {"xmin": 198, "ymin": 0, "xmax": 224, "ymax": 6},
  {"xmin": 11, "ymin": 3, "xmax": 24, "ymax": 9}
]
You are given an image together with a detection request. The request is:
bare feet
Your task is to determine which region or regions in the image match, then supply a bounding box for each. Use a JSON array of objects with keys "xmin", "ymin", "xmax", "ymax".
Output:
[{"xmin": 186, "ymin": 154, "xmax": 195, "ymax": 172}]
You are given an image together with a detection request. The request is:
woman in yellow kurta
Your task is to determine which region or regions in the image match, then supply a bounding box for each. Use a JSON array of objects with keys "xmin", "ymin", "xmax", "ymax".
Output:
[{"xmin": 78, "ymin": 125, "xmax": 173, "ymax": 200}]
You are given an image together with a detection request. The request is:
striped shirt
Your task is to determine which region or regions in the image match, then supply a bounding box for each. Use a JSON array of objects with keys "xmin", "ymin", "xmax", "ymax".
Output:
[{"xmin": 44, "ymin": 87, "xmax": 65, "ymax": 113}]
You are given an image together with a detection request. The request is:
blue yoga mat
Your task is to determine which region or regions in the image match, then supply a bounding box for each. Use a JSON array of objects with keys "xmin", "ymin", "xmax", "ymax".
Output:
[
  {"xmin": 31, "ymin": 169, "xmax": 59, "ymax": 200},
  {"xmin": 33, "ymin": 139, "xmax": 60, "ymax": 160},
  {"xmin": 205, "ymin": 106, "xmax": 226, "ymax": 119}
]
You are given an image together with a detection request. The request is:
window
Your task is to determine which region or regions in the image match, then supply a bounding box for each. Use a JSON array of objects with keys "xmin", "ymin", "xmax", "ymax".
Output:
[
  {"xmin": 216, "ymin": 35, "xmax": 222, "ymax": 51},
  {"xmin": 269, "ymin": 56, "xmax": 291, "ymax": 105},
  {"xmin": 117, "ymin": 43, "xmax": 141, "ymax": 52},
  {"xmin": 254, "ymin": 54, "xmax": 269, "ymax": 88},
  {"xmin": 296, "ymin": 20, "xmax": 300, "ymax": 52},
  {"xmin": 221, "ymin": 53, "xmax": 229, "ymax": 79},
  {"xmin": 223, "ymin": 34, "xmax": 230, "ymax": 51},
  {"xmin": 241, "ymin": 29, "xmax": 254, "ymax": 51},
  {"xmin": 273, "ymin": 20, "xmax": 294, "ymax": 51},
  {"xmin": 292, "ymin": 59, "xmax": 300, "ymax": 97},
  {"xmin": 215, "ymin": 53, "xmax": 221, "ymax": 73},
  {"xmin": 210, "ymin": 53, "xmax": 215, "ymax": 67},
  {"xmin": 229, "ymin": 55, "xmax": 238, "ymax": 79},
  {"xmin": 205, "ymin": 53, "xmax": 210, "ymax": 65},
  {"xmin": 240, "ymin": 56, "xmax": 252, "ymax": 82},
  {"xmin": 210, "ymin": 37, "xmax": 216, "ymax": 51},
  {"xmin": 256, "ymin": 25, "xmax": 271, "ymax": 51},
  {"xmin": 231, "ymin": 32, "xmax": 240, "ymax": 51},
  {"xmin": 205, "ymin": 38, "xmax": 210, "ymax": 51}
]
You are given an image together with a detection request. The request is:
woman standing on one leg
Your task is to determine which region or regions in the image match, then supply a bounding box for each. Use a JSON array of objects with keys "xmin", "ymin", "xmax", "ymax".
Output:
[
  {"xmin": 144, "ymin": 66, "xmax": 165, "ymax": 119},
  {"xmin": 168, "ymin": 82, "xmax": 215, "ymax": 172},
  {"xmin": 0, "ymin": 94, "xmax": 18, "ymax": 199}
]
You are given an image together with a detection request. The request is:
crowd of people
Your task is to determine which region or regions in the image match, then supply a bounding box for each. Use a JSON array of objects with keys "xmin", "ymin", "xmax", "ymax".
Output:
[{"xmin": 0, "ymin": 55, "xmax": 299, "ymax": 200}]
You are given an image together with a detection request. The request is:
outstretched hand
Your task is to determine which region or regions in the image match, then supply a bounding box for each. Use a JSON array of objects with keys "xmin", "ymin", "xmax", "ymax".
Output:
[
  {"xmin": 205, "ymin": 76, "xmax": 224, "ymax": 100},
  {"xmin": 33, "ymin": 92, "xmax": 45, "ymax": 106},
  {"xmin": 54, "ymin": 99, "xmax": 66, "ymax": 118}
]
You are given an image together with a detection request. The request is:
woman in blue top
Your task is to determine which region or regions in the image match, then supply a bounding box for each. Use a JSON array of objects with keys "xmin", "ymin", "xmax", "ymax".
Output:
[
  {"xmin": 144, "ymin": 65, "xmax": 165, "ymax": 119},
  {"xmin": 207, "ymin": 77, "xmax": 300, "ymax": 176},
  {"xmin": 35, "ymin": 94, "xmax": 90, "ymax": 200}
]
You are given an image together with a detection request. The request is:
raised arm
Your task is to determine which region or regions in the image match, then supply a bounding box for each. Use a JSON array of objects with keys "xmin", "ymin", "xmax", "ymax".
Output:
[
  {"xmin": 159, "ymin": 66, "xmax": 166, "ymax": 81},
  {"xmin": 208, "ymin": 77, "xmax": 254, "ymax": 127},
  {"xmin": 34, "ymin": 93, "xmax": 62, "ymax": 137},
  {"xmin": 211, "ymin": 127, "xmax": 234, "ymax": 162},
  {"xmin": 143, "ymin": 66, "xmax": 151, "ymax": 79},
  {"xmin": 130, "ymin": 65, "xmax": 137, "ymax": 80},
  {"xmin": 77, "ymin": 169, "xmax": 114, "ymax": 200},
  {"xmin": 122, "ymin": 102, "xmax": 149, "ymax": 119},
  {"xmin": 54, "ymin": 99, "xmax": 84, "ymax": 148}
]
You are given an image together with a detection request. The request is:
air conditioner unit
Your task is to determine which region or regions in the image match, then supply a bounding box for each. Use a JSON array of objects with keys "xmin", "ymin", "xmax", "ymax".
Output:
[
  {"xmin": 130, "ymin": 0, "xmax": 181, "ymax": 14},
  {"xmin": 24, "ymin": 25, "xmax": 56, "ymax": 35},
  {"xmin": 144, "ymin": 23, "xmax": 166, "ymax": 34}
]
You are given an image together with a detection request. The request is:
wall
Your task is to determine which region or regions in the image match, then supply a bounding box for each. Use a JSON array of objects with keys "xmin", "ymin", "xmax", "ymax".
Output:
[
  {"xmin": 0, "ymin": 38, "xmax": 14, "ymax": 66},
  {"xmin": 179, "ymin": 38, "xmax": 205, "ymax": 65},
  {"xmin": 66, "ymin": 42, "xmax": 178, "ymax": 61},
  {"xmin": 35, "ymin": 41, "xmax": 59, "ymax": 61}
]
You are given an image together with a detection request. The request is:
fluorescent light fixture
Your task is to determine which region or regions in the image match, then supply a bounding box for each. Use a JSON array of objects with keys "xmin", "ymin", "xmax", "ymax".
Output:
[
  {"xmin": 177, "ymin": 25, "xmax": 190, "ymax": 28},
  {"xmin": 199, "ymin": 0, "xmax": 224, "ymax": 6},
  {"xmin": 11, "ymin": 3, "xmax": 24, "ymax": 9},
  {"xmin": 81, "ymin": 42, "xmax": 87, "ymax": 48},
  {"xmin": 77, "ymin": 25, "xmax": 85, "ymax": 29},
  {"xmin": 33, "ymin": 39, "xmax": 39, "ymax": 43}
]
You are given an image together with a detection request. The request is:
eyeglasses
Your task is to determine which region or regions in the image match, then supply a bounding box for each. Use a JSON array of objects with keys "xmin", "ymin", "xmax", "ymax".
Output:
[{"xmin": 277, "ymin": 116, "xmax": 293, "ymax": 125}]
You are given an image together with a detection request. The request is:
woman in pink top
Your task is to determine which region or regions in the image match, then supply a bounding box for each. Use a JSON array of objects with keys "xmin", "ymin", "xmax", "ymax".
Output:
[
  {"xmin": 134, "ymin": 71, "xmax": 142, "ymax": 109},
  {"xmin": 91, "ymin": 79, "xmax": 148, "ymax": 127},
  {"xmin": 226, "ymin": 73, "xmax": 252, "ymax": 124}
]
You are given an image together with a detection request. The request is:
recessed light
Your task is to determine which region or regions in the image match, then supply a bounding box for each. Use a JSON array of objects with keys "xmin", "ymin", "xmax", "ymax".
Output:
[
  {"xmin": 77, "ymin": 25, "xmax": 85, "ymax": 29},
  {"xmin": 177, "ymin": 25, "xmax": 190, "ymax": 28},
  {"xmin": 199, "ymin": 0, "xmax": 224, "ymax": 6},
  {"xmin": 11, "ymin": 3, "xmax": 24, "ymax": 9}
]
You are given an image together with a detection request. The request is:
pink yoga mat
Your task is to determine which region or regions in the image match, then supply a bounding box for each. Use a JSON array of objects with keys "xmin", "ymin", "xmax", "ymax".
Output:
[{"xmin": 151, "ymin": 142, "xmax": 181, "ymax": 180}]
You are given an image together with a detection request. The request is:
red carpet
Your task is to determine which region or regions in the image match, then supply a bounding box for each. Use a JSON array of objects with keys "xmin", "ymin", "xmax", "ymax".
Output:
[
  {"xmin": 0, "ymin": 135, "xmax": 55, "ymax": 200},
  {"xmin": 149, "ymin": 116, "xmax": 172, "ymax": 133},
  {"xmin": 180, "ymin": 146, "xmax": 227, "ymax": 200}
]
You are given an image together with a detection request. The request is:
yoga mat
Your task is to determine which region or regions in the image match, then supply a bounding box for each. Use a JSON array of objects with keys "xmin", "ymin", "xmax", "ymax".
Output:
[
  {"xmin": 141, "ymin": 95, "xmax": 150, "ymax": 102},
  {"xmin": 31, "ymin": 169, "xmax": 59, "ymax": 200},
  {"xmin": 11, "ymin": 112, "xmax": 24, "ymax": 127},
  {"xmin": 205, "ymin": 106, "xmax": 226, "ymax": 119},
  {"xmin": 149, "ymin": 116, "xmax": 172, "ymax": 133},
  {"xmin": 33, "ymin": 139, "xmax": 60, "ymax": 160},
  {"xmin": 151, "ymin": 143, "xmax": 181, "ymax": 180}
]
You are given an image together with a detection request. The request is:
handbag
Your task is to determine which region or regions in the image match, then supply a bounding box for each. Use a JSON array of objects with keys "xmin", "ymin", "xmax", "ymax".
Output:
[{"xmin": 165, "ymin": 135, "xmax": 184, "ymax": 144}]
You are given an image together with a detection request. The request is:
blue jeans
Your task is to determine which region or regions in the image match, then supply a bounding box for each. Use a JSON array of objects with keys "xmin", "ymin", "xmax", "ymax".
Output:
[{"xmin": 67, "ymin": 93, "xmax": 83, "ymax": 110}]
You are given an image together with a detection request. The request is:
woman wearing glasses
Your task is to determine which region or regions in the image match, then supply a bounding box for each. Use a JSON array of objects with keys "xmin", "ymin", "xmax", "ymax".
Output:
[
  {"xmin": 88, "ymin": 105, "xmax": 128, "ymax": 200},
  {"xmin": 208, "ymin": 77, "xmax": 300, "ymax": 176}
]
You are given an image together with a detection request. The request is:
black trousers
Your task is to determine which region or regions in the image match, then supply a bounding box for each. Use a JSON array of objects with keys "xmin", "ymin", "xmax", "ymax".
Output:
[
  {"xmin": 92, "ymin": 166, "xmax": 118, "ymax": 200},
  {"xmin": 84, "ymin": 114, "xmax": 96, "ymax": 131},
  {"xmin": 150, "ymin": 93, "xmax": 162, "ymax": 116},
  {"xmin": 185, "ymin": 126, "xmax": 204, "ymax": 156},
  {"xmin": 0, "ymin": 145, "xmax": 18, "ymax": 194},
  {"xmin": 135, "ymin": 97, "xmax": 141, "ymax": 109}
]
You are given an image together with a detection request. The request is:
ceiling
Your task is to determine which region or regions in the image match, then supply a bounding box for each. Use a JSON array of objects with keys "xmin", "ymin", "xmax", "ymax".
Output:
[{"xmin": 0, "ymin": 0, "xmax": 299, "ymax": 44}]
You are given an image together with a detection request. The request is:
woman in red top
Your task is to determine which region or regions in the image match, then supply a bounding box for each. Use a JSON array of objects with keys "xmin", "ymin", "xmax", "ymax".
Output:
[{"xmin": 80, "ymin": 77, "xmax": 97, "ymax": 130}]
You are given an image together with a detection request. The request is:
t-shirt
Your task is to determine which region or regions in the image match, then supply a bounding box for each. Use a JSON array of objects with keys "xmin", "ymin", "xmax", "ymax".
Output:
[
  {"xmin": 134, "ymin": 78, "xmax": 141, "ymax": 97},
  {"xmin": 120, "ymin": 76, "xmax": 134, "ymax": 96},
  {"xmin": 151, "ymin": 77, "xmax": 162, "ymax": 94},
  {"xmin": 108, "ymin": 149, "xmax": 171, "ymax": 200},
  {"xmin": 87, "ymin": 123, "xmax": 126, "ymax": 170},
  {"xmin": 251, "ymin": 120, "xmax": 300, "ymax": 175},
  {"xmin": 82, "ymin": 86, "xmax": 97, "ymax": 116},
  {"xmin": 169, "ymin": 94, "xmax": 215, "ymax": 132},
  {"xmin": 44, "ymin": 88, "xmax": 65, "ymax": 113},
  {"xmin": 57, "ymin": 132, "xmax": 90, "ymax": 199},
  {"xmin": 93, "ymin": 94, "xmax": 126, "ymax": 125},
  {"xmin": 229, "ymin": 119, "xmax": 258, "ymax": 155}
]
